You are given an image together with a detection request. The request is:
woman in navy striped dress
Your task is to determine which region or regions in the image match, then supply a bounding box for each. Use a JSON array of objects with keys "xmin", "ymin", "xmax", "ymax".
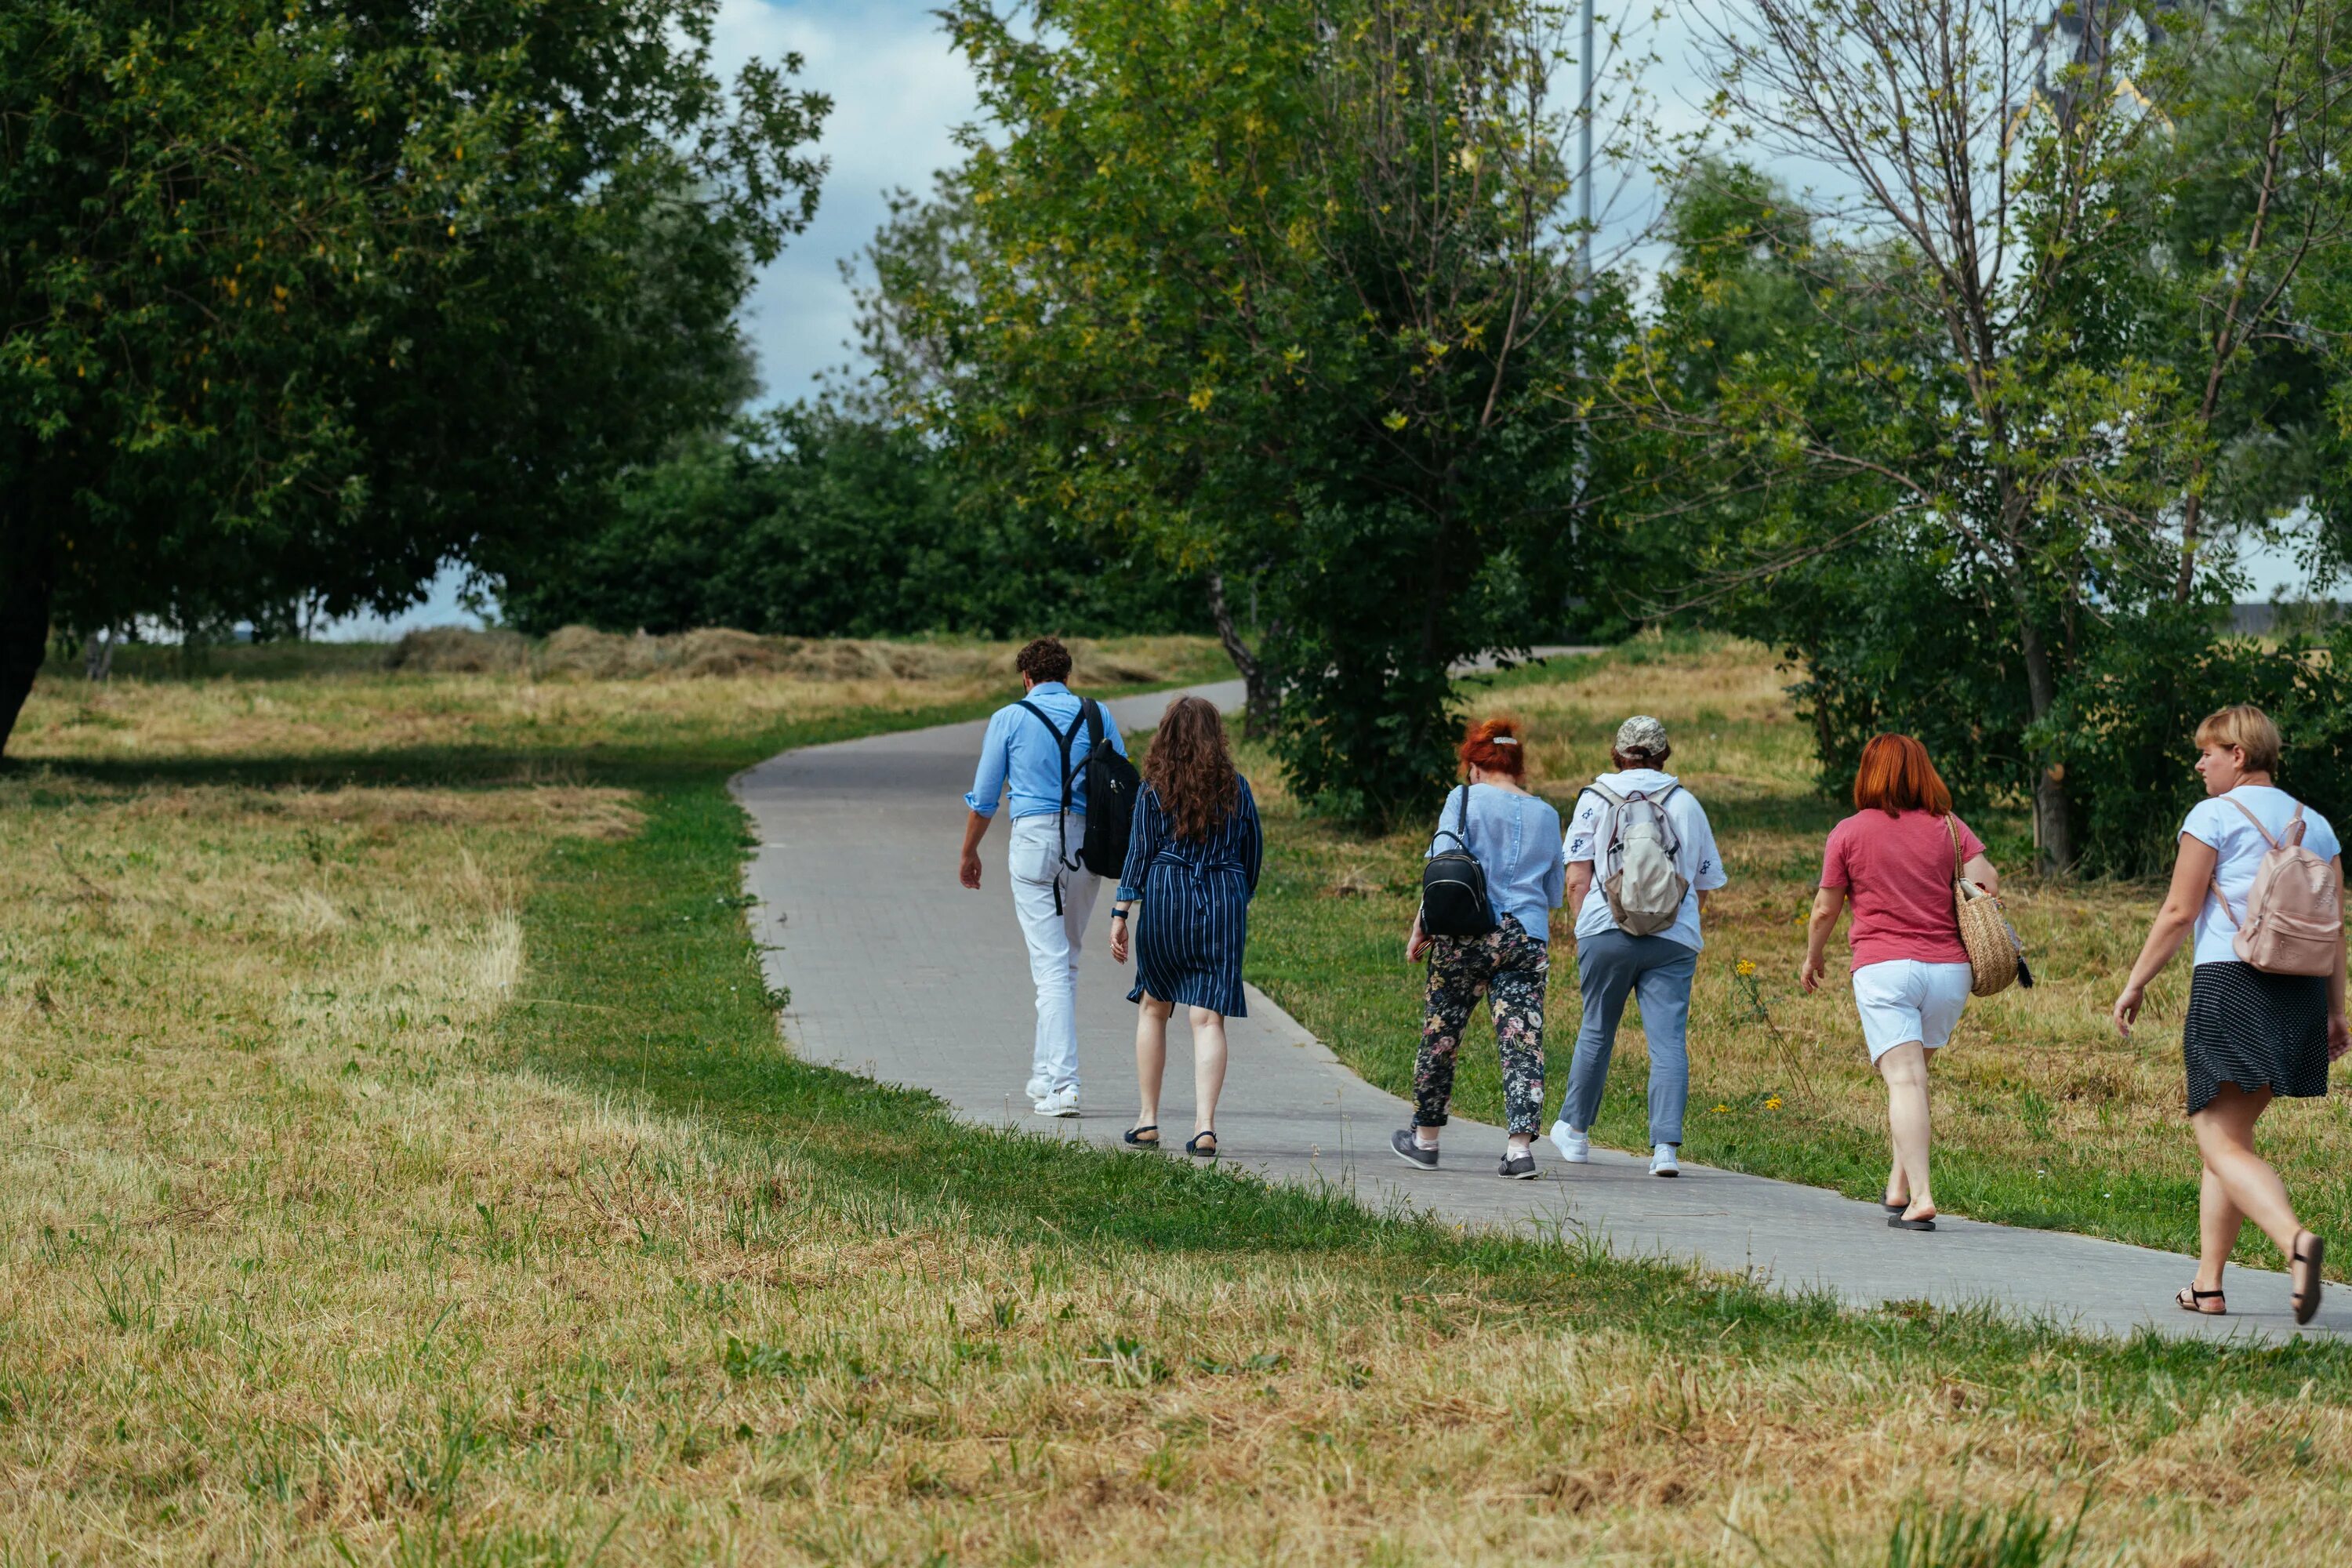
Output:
[{"xmin": 1109, "ymin": 697, "xmax": 1262, "ymax": 1157}]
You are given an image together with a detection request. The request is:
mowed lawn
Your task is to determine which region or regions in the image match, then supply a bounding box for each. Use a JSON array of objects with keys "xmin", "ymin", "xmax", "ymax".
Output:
[
  {"xmin": 2, "ymin": 633, "xmax": 2350, "ymax": 1565},
  {"xmin": 1244, "ymin": 633, "xmax": 2352, "ymax": 1277}
]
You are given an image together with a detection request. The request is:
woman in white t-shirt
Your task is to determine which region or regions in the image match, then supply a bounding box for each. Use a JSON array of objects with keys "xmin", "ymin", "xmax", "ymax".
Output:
[{"xmin": 2114, "ymin": 705, "xmax": 2347, "ymax": 1325}]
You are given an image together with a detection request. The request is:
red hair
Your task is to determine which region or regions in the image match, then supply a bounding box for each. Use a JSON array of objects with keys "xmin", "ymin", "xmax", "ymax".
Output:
[
  {"xmin": 1459, "ymin": 714, "xmax": 1528, "ymax": 779},
  {"xmin": 1853, "ymin": 733, "xmax": 1952, "ymax": 816}
]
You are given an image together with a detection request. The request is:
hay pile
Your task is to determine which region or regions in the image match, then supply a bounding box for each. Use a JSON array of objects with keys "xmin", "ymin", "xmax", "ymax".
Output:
[
  {"xmin": 383, "ymin": 627, "xmax": 532, "ymax": 674},
  {"xmin": 379, "ymin": 626, "xmax": 1180, "ymax": 684}
]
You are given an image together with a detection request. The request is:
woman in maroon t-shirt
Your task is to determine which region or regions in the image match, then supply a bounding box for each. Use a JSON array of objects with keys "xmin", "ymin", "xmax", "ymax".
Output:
[{"xmin": 1799, "ymin": 734, "xmax": 2000, "ymax": 1231}]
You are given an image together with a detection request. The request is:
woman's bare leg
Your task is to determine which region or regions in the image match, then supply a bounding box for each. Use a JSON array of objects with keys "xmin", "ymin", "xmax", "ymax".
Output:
[
  {"xmin": 1133, "ymin": 995, "xmax": 1174, "ymax": 1138},
  {"xmin": 2191, "ymin": 1085, "xmax": 2302, "ymax": 1258},
  {"xmin": 2195, "ymin": 1165, "xmax": 2244, "ymax": 1294},
  {"xmin": 1878, "ymin": 1042, "xmax": 1934, "ymax": 1221},
  {"xmin": 1189, "ymin": 1005, "xmax": 1229, "ymax": 1138}
]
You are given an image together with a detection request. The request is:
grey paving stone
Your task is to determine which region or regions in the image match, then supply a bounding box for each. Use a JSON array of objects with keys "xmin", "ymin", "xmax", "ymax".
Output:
[{"xmin": 733, "ymin": 678, "xmax": 2343, "ymax": 1345}]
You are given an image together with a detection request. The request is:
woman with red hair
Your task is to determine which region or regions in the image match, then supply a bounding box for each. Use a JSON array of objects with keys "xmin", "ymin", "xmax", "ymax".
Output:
[
  {"xmin": 1394, "ymin": 715, "xmax": 1565, "ymax": 1179},
  {"xmin": 1800, "ymin": 733, "xmax": 2001, "ymax": 1231}
]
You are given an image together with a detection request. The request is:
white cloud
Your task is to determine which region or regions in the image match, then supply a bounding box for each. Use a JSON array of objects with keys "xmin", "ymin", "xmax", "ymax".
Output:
[{"xmin": 710, "ymin": 0, "xmax": 979, "ymax": 405}]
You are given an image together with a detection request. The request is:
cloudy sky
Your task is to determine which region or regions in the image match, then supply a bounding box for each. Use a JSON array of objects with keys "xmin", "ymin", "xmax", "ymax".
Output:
[{"xmin": 353, "ymin": 0, "xmax": 2305, "ymax": 633}]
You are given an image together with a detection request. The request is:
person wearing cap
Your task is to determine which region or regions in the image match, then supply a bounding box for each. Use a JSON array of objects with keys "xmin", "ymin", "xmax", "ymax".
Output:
[
  {"xmin": 1552, "ymin": 715, "xmax": 1728, "ymax": 1177},
  {"xmin": 1392, "ymin": 715, "xmax": 1566, "ymax": 1179}
]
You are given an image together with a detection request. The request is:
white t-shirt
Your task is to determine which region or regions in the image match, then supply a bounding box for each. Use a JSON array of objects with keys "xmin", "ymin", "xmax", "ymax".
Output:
[
  {"xmin": 1564, "ymin": 769, "xmax": 1728, "ymax": 952},
  {"xmin": 2183, "ymin": 785, "xmax": 2343, "ymax": 966}
]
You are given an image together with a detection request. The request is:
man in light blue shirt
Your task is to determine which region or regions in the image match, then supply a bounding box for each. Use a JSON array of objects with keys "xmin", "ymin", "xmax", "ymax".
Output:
[{"xmin": 958, "ymin": 637, "xmax": 1130, "ymax": 1116}]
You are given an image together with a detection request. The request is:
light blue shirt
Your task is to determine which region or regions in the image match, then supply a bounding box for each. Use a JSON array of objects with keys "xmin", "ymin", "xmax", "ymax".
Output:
[
  {"xmin": 1425, "ymin": 782, "xmax": 1566, "ymax": 941},
  {"xmin": 2183, "ymin": 785, "xmax": 2343, "ymax": 965},
  {"xmin": 964, "ymin": 682, "xmax": 1130, "ymax": 820}
]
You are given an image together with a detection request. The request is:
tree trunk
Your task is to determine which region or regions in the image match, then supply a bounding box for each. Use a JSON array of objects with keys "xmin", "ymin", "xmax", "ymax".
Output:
[
  {"xmin": 0, "ymin": 481, "xmax": 55, "ymax": 758},
  {"xmin": 2016, "ymin": 610, "xmax": 2072, "ymax": 875},
  {"xmin": 1207, "ymin": 572, "xmax": 1279, "ymax": 738}
]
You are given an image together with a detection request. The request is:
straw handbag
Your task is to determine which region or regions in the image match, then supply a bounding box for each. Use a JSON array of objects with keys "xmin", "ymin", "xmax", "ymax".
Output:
[{"xmin": 1948, "ymin": 817, "xmax": 2017, "ymax": 996}]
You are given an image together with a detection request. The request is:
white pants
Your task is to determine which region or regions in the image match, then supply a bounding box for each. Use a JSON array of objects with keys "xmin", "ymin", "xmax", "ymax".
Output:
[
  {"xmin": 1851, "ymin": 959, "xmax": 1973, "ymax": 1062},
  {"xmin": 1009, "ymin": 814, "xmax": 1099, "ymax": 1093}
]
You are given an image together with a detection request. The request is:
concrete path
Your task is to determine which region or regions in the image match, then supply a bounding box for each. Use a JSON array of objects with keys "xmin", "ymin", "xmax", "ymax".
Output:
[{"xmin": 734, "ymin": 674, "xmax": 2343, "ymax": 1345}]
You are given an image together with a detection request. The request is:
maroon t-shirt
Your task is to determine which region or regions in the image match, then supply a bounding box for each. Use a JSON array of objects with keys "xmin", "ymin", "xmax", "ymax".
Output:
[{"xmin": 1820, "ymin": 809, "xmax": 1985, "ymax": 970}]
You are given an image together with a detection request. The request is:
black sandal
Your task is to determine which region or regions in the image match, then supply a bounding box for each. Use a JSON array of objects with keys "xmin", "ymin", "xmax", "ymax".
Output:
[
  {"xmin": 2292, "ymin": 1232, "xmax": 2325, "ymax": 1326},
  {"xmin": 1887, "ymin": 1211, "xmax": 1937, "ymax": 1231},
  {"xmin": 1185, "ymin": 1131, "xmax": 1218, "ymax": 1158},
  {"xmin": 1882, "ymin": 1194, "xmax": 1907, "ymax": 1217},
  {"xmin": 1123, "ymin": 1125, "xmax": 1160, "ymax": 1148},
  {"xmin": 2176, "ymin": 1284, "xmax": 2227, "ymax": 1316}
]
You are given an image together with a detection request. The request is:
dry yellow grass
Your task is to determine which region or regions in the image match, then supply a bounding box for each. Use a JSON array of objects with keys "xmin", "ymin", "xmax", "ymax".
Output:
[
  {"xmin": 1248, "ymin": 633, "xmax": 2352, "ymax": 1269},
  {"xmin": 0, "ymin": 637, "xmax": 2347, "ymax": 1564}
]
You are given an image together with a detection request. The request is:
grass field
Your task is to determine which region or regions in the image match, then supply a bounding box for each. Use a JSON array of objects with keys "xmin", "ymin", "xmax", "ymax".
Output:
[
  {"xmin": 3, "ymin": 632, "xmax": 2350, "ymax": 1563},
  {"xmin": 1243, "ymin": 632, "xmax": 2352, "ymax": 1279}
]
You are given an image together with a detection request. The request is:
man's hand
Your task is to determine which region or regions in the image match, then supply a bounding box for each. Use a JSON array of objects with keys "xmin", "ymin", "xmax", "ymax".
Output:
[
  {"xmin": 2329, "ymin": 1013, "xmax": 2350, "ymax": 1062},
  {"xmin": 1798, "ymin": 953, "xmax": 1826, "ymax": 994},
  {"xmin": 959, "ymin": 809, "xmax": 991, "ymax": 890}
]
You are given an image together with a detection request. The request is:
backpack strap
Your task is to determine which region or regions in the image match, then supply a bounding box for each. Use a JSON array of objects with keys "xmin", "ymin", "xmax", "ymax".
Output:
[
  {"xmin": 1017, "ymin": 699, "xmax": 1083, "ymax": 891},
  {"xmin": 1432, "ymin": 784, "xmax": 1475, "ymax": 855},
  {"xmin": 2221, "ymin": 793, "xmax": 2282, "ymax": 851}
]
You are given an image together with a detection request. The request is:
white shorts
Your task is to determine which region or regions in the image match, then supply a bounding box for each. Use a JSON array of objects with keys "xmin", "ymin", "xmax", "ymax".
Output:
[{"xmin": 1850, "ymin": 960, "xmax": 1973, "ymax": 1062}]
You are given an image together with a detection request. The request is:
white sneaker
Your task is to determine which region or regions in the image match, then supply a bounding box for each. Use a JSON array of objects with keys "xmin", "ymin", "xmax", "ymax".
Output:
[
  {"xmin": 1025, "ymin": 1075, "xmax": 1050, "ymax": 1102},
  {"xmin": 1650, "ymin": 1143, "xmax": 1679, "ymax": 1178},
  {"xmin": 1033, "ymin": 1087, "xmax": 1082, "ymax": 1119},
  {"xmin": 1549, "ymin": 1120, "xmax": 1590, "ymax": 1163}
]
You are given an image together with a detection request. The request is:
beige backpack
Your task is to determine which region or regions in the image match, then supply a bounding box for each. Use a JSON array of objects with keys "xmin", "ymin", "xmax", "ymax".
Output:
[{"xmin": 2210, "ymin": 797, "xmax": 2342, "ymax": 975}]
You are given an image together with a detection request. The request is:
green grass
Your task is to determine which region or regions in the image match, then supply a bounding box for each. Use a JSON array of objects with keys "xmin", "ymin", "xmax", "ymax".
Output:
[
  {"xmin": 9, "ymin": 633, "xmax": 2352, "ymax": 1561},
  {"xmin": 1241, "ymin": 632, "xmax": 2352, "ymax": 1279}
]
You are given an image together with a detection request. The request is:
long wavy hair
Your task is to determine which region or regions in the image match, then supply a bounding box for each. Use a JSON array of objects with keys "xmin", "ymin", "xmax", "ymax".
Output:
[{"xmin": 1144, "ymin": 696, "xmax": 1240, "ymax": 842}]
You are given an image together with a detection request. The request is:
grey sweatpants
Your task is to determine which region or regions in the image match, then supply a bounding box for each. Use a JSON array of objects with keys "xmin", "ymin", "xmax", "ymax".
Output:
[{"xmin": 1559, "ymin": 929, "xmax": 1699, "ymax": 1146}]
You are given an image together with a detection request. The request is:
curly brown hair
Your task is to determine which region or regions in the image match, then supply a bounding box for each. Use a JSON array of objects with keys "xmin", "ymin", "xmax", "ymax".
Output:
[
  {"xmin": 1143, "ymin": 696, "xmax": 1239, "ymax": 842},
  {"xmin": 1014, "ymin": 637, "xmax": 1073, "ymax": 685}
]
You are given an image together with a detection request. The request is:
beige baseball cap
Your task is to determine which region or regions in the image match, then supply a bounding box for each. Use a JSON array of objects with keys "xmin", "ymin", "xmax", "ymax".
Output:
[{"xmin": 1615, "ymin": 715, "xmax": 1669, "ymax": 754}]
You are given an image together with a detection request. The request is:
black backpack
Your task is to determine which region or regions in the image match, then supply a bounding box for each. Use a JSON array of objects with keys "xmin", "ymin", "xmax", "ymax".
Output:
[
  {"xmin": 1018, "ymin": 697, "xmax": 1141, "ymax": 887},
  {"xmin": 1420, "ymin": 785, "xmax": 1498, "ymax": 938}
]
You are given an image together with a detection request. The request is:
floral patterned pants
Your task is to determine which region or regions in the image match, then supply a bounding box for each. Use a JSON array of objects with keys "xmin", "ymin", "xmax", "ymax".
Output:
[{"xmin": 1415, "ymin": 914, "xmax": 1548, "ymax": 1134}]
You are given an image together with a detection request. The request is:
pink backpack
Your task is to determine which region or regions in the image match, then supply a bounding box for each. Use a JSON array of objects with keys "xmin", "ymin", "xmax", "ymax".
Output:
[{"xmin": 2210, "ymin": 797, "xmax": 2343, "ymax": 975}]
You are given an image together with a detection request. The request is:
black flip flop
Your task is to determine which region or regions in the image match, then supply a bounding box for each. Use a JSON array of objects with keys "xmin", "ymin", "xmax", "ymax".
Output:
[
  {"xmin": 1881, "ymin": 1197, "xmax": 1907, "ymax": 1217},
  {"xmin": 1123, "ymin": 1124, "xmax": 1160, "ymax": 1149},
  {"xmin": 1887, "ymin": 1212, "xmax": 1937, "ymax": 1232},
  {"xmin": 2292, "ymin": 1233, "xmax": 2325, "ymax": 1326},
  {"xmin": 1185, "ymin": 1131, "xmax": 1218, "ymax": 1159}
]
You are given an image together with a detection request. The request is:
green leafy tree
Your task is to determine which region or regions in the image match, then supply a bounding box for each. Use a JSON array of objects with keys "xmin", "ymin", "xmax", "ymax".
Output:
[
  {"xmin": 939, "ymin": 0, "xmax": 1624, "ymax": 819},
  {"xmin": 497, "ymin": 407, "xmax": 1210, "ymax": 638},
  {"xmin": 0, "ymin": 0, "xmax": 828, "ymax": 750},
  {"xmin": 1623, "ymin": 0, "xmax": 2352, "ymax": 872}
]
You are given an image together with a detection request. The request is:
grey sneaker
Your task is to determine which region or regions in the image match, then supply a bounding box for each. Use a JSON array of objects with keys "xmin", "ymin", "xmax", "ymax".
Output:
[
  {"xmin": 1025, "ymin": 1074, "xmax": 1050, "ymax": 1102},
  {"xmin": 1033, "ymin": 1087, "xmax": 1081, "ymax": 1118},
  {"xmin": 1390, "ymin": 1127, "xmax": 1439, "ymax": 1170},
  {"xmin": 1650, "ymin": 1142, "xmax": 1680, "ymax": 1178},
  {"xmin": 1498, "ymin": 1147, "xmax": 1539, "ymax": 1180}
]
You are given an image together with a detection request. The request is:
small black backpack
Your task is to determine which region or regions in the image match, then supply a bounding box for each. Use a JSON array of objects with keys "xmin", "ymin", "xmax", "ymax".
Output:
[
  {"xmin": 1018, "ymin": 696, "xmax": 1141, "ymax": 886},
  {"xmin": 1420, "ymin": 784, "xmax": 1498, "ymax": 938}
]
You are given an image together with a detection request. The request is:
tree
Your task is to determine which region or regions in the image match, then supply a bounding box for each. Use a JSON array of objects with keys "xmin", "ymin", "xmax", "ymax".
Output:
[
  {"xmin": 497, "ymin": 406, "xmax": 1212, "ymax": 639},
  {"xmin": 1621, "ymin": 0, "xmax": 2352, "ymax": 871},
  {"xmin": 939, "ymin": 0, "xmax": 1628, "ymax": 819},
  {"xmin": 0, "ymin": 0, "xmax": 829, "ymax": 751}
]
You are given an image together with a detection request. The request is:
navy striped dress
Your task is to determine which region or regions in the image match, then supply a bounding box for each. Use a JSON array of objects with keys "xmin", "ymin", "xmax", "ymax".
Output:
[{"xmin": 1120, "ymin": 776, "xmax": 1263, "ymax": 1017}]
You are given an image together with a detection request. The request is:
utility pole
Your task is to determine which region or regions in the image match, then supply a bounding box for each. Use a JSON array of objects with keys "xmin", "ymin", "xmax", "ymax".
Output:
[{"xmin": 1578, "ymin": 0, "xmax": 1594, "ymax": 296}]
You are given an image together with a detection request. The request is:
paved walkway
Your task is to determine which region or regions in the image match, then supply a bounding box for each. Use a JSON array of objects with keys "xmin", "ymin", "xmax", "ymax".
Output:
[{"xmin": 734, "ymin": 677, "xmax": 2342, "ymax": 1344}]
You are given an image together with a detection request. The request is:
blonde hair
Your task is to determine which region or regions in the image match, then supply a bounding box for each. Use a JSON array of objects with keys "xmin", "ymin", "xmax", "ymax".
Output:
[{"xmin": 2194, "ymin": 704, "xmax": 2283, "ymax": 774}]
